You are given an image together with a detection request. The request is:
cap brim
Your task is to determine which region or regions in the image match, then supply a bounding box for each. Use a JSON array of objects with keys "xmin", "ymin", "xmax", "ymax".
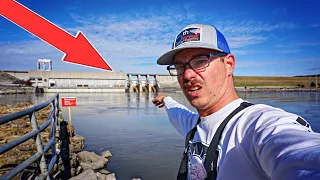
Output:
[{"xmin": 156, "ymin": 43, "xmax": 224, "ymax": 65}]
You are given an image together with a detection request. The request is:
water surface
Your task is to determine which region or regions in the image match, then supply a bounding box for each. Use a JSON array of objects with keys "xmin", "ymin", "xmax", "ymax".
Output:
[{"xmin": 1, "ymin": 92, "xmax": 319, "ymax": 180}]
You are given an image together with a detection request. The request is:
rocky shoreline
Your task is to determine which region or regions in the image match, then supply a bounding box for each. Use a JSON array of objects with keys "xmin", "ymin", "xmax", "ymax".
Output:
[
  {"xmin": 0, "ymin": 86, "xmax": 34, "ymax": 94},
  {"xmin": 0, "ymin": 102, "xmax": 123, "ymax": 180},
  {"xmin": 0, "ymin": 85, "xmax": 319, "ymax": 95}
]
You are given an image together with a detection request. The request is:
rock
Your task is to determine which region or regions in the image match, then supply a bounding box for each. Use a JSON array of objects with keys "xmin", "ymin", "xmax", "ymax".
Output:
[
  {"xmin": 76, "ymin": 165, "xmax": 83, "ymax": 175},
  {"xmin": 70, "ymin": 169, "xmax": 97, "ymax": 180},
  {"xmin": 101, "ymin": 150, "xmax": 112, "ymax": 160},
  {"xmin": 71, "ymin": 135, "xmax": 85, "ymax": 153},
  {"xmin": 77, "ymin": 151, "xmax": 108, "ymax": 170},
  {"xmin": 97, "ymin": 172, "xmax": 116, "ymax": 180},
  {"xmin": 99, "ymin": 169, "xmax": 110, "ymax": 175},
  {"xmin": 70, "ymin": 153, "xmax": 78, "ymax": 168},
  {"xmin": 0, "ymin": 139, "xmax": 7, "ymax": 144},
  {"xmin": 105, "ymin": 173, "xmax": 116, "ymax": 180},
  {"xmin": 96, "ymin": 172, "xmax": 106, "ymax": 180},
  {"xmin": 132, "ymin": 178, "xmax": 142, "ymax": 180},
  {"xmin": 71, "ymin": 168, "xmax": 76, "ymax": 177}
]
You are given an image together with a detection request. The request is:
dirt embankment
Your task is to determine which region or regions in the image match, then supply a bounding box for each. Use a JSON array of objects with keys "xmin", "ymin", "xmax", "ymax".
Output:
[
  {"xmin": 0, "ymin": 72, "xmax": 34, "ymax": 94},
  {"xmin": 0, "ymin": 72, "xmax": 21, "ymax": 83}
]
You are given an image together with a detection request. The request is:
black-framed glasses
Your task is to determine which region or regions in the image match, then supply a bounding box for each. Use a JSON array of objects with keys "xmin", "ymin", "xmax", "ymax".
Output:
[{"xmin": 167, "ymin": 53, "xmax": 227, "ymax": 76}]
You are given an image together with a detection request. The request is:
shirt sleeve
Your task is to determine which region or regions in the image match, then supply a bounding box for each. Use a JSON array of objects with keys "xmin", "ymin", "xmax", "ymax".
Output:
[
  {"xmin": 251, "ymin": 106, "xmax": 320, "ymax": 179},
  {"xmin": 163, "ymin": 96, "xmax": 199, "ymax": 138}
]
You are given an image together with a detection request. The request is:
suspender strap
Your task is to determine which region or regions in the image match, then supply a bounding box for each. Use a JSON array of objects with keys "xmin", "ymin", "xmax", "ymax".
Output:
[
  {"xmin": 204, "ymin": 102, "xmax": 253, "ymax": 179},
  {"xmin": 185, "ymin": 117, "xmax": 202, "ymax": 147},
  {"xmin": 177, "ymin": 102, "xmax": 253, "ymax": 180},
  {"xmin": 177, "ymin": 117, "xmax": 201, "ymax": 180}
]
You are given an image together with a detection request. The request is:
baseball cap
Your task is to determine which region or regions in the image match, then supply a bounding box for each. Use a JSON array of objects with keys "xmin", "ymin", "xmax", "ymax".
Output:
[{"xmin": 157, "ymin": 24, "xmax": 231, "ymax": 65}]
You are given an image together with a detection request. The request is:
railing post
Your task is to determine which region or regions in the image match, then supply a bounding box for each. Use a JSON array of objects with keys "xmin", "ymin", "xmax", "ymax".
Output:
[
  {"xmin": 49, "ymin": 98, "xmax": 57, "ymax": 179},
  {"xmin": 29, "ymin": 111, "xmax": 48, "ymax": 177}
]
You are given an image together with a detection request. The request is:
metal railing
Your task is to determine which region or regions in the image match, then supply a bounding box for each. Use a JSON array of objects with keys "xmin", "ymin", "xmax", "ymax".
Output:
[{"xmin": 0, "ymin": 93, "xmax": 60, "ymax": 180}]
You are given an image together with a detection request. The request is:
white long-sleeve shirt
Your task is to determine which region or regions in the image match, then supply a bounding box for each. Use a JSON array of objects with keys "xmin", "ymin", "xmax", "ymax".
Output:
[{"xmin": 163, "ymin": 97, "xmax": 320, "ymax": 180}]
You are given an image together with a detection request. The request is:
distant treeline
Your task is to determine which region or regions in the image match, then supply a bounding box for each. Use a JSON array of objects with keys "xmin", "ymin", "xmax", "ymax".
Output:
[{"xmin": 295, "ymin": 74, "xmax": 320, "ymax": 77}]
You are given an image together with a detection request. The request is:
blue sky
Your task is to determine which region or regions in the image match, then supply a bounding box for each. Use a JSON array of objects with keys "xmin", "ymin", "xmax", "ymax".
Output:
[{"xmin": 0, "ymin": 0, "xmax": 319, "ymax": 76}]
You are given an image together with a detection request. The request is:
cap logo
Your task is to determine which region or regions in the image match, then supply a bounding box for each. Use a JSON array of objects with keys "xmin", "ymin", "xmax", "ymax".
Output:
[{"xmin": 174, "ymin": 28, "xmax": 201, "ymax": 49}]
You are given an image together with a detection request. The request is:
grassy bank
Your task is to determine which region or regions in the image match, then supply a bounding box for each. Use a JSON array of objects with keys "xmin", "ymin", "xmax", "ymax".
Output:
[{"xmin": 234, "ymin": 76, "xmax": 313, "ymax": 87}]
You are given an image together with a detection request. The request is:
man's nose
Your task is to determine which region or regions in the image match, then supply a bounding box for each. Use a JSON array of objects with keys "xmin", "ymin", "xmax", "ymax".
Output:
[{"xmin": 183, "ymin": 64, "xmax": 196, "ymax": 80}]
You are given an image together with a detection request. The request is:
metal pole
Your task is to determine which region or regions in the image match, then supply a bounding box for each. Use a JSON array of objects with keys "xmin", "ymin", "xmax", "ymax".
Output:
[
  {"xmin": 29, "ymin": 111, "xmax": 48, "ymax": 178},
  {"xmin": 316, "ymin": 69, "xmax": 318, "ymax": 88},
  {"xmin": 309, "ymin": 69, "xmax": 312, "ymax": 88},
  {"xmin": 68, "ymin": 106, "xmax": 73, "ymax": 137}
]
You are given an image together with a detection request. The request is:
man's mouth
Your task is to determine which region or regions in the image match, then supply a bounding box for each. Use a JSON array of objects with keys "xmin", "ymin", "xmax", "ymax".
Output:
[
  {"xmin": 184, "ymin": 80, "xmax": 202, "ymax": 92},
  {"xmin": 188, "ymin": 86, "xmax": 202, "ymax": 91},
  {"xmin": 184, "ymin": 81, "xmax": 203, "ymax": 97}
]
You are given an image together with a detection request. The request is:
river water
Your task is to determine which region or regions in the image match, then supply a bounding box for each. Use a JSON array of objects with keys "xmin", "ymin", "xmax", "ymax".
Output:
[{"xmin": 1, "ymin": 92, "xmax": 320, "ymax": 180}]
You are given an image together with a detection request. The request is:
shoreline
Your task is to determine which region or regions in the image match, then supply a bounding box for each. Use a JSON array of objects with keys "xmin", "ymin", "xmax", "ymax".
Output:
[
  {"xmin": 0, "ymin": 86, "xmax": 34, "ymax": 95},
  {"xmin": 0, "ymin": 86, "xmax": 319, "ymax": 95},
  {"xmin": 235, "ymin": 87, "xmax": 320, "ymax": 93},
  {"xmin": 159, "ymin": 87, "xmax": 320, "ymax": 93}
]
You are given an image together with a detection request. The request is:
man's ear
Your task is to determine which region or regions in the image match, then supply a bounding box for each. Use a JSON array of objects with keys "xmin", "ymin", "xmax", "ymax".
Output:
[{"xmin": 225, "ymin": 54, "xmax": 235, "ymax": 76}]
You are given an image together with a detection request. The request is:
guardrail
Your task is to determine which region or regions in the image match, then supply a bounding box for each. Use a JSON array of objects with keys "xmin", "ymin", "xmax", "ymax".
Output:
[{"xmin": 0, "ymin": 93, "xmax": 60, "ymax": 180}]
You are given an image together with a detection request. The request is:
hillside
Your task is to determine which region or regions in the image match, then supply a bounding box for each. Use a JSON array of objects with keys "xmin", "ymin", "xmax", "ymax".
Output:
[
  {"xmin": 0, "ymin": 72, "xmax": 20, "ymax": 84},
  {"xmin": 234, "ymin": 76, "xmax": 313, "ymax": 87}
]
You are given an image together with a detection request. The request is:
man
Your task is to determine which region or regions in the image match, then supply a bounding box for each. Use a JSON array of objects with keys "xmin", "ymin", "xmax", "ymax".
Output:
[{"xmin": 152, "ymin": 24, "xmax": 320, "ymax": 180}]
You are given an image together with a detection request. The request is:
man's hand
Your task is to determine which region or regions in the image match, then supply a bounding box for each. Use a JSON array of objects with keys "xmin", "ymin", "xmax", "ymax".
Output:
[{"xmin": 152, "ymin": 94, "xmax": 167, "ymax": 108}]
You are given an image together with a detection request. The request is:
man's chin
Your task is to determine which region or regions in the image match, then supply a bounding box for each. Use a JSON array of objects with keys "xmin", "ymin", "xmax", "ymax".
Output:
[{"xmin": 188, "ymin": 97, "xmax": 205, "ymax": 109}]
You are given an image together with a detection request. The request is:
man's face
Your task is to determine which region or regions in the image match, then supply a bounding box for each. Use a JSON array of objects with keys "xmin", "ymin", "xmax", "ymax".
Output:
[{"xmin": 174, "ymin": 48, "xmax": 230, "ymax": 112}]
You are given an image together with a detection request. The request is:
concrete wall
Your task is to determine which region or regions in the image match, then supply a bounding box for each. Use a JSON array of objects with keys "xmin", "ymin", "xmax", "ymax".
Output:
[
  {"xmin": 156, "ymin": 75, "xmax": 179, "ymax": 88},
  {"xmin": 27, "ymin": 70, "xmax": 126, "ymax": 89},
  {"xmin": 45, "ymin": 88, "xmax": 125, "ymax": 93},
  {"xmin": 28, "ymin": 70, "xmax": 126, "ymax": 79}
]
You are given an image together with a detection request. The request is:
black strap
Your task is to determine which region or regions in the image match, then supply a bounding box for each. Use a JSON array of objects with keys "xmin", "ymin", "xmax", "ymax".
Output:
[
  {"xmin": 177, "ymin": 102, "xmax": 253, "ymax": 180},
  {"xmin": 185, "ymin": 117, "xmax": 201, "ymax": 147},
  {"xmin": 177, "ymin": 117, "xmax": 201, "ymax": 180}
]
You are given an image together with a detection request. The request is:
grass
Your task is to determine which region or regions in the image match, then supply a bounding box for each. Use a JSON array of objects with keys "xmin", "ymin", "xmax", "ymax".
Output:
[{"xmin": 233, "ymin": 76, "xmax": 314, "ymax": 87}]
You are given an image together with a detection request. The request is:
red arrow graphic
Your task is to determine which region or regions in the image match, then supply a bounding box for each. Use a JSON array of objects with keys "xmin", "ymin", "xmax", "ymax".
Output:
[{"xmin": 0, "ymin": 0, "xmax": 113, "ymax": 71}]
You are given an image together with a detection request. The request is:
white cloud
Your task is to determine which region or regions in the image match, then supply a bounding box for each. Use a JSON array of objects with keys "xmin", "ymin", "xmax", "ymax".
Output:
[
  {"xmin": 232, "ymin": 50, "xmax": 249, "ymax": 55},
  {"xmin": 216, "ymin": 20, "xmax": 296, "ymax": 52},
  {"xmin": 0, "ymin": 6, "xmax": 299, "ymax": 73},
  {"xmin": 228, "ymin": 36, "xmax": 266, "ymax": 48},
  {"xmin": 236, "ymin": 58, "xmax": 320, "ymax": 68},
  {"xmin": 218, "ymin": 21, "xmax": 295, "ymax": 36},
  {"xmin": 0, "ymin": 40, "xmax": 62, "ymax": 67}
]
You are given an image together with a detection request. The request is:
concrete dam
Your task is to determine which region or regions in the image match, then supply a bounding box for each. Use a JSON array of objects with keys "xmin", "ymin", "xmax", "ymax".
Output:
[{"xmin": 2, "ymin": 70, "xmax": 180, "ymax": 93}]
